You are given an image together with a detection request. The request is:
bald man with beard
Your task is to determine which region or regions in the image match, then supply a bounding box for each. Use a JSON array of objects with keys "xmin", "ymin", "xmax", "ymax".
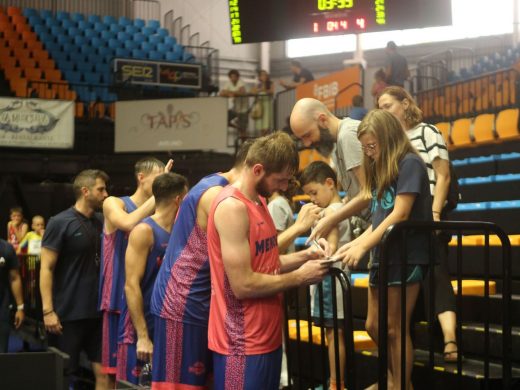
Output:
[{"xmin": 290, "ymin": 97, "xmax": 371, "ymax": 242}]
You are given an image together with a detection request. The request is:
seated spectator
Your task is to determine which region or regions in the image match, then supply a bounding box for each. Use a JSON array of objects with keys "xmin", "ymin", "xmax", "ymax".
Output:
[
  {"xmin": 349, "ymin": 95, "xmax": 368, "ymax": 120},
  {"xmin": 17, "ymin": 215, "xmax": 45, "ymax": 255}
]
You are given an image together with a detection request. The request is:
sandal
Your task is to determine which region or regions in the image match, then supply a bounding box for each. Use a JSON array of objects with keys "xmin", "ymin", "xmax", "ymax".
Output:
[{"xmin": 444, "ymin": 340, "xmax": 459, "ymax": 363}]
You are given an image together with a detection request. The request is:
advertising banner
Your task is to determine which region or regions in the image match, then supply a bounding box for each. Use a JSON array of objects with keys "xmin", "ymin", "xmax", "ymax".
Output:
[
  {"xmin": 114, "ymin": 58, "xmax": 202, "ymax": 89},
  {"xmin": 115, "ymin": 97, "xmax": 228, "ymax": 152},
  {"xmin": 0, "ymin": 98, "xmax": 74, "ymax": 149}
]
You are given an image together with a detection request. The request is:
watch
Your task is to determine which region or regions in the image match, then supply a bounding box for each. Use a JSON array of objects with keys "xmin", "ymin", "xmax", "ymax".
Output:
[{"xmin": 17, "ymin": 304, "xmax": 24, "ymax": 311}]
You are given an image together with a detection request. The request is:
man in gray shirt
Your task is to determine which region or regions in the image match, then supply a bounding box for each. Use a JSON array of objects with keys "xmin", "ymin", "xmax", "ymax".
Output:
[{"xmin": 290, "ymin": 98, "xmax": 371, "ymax": 241}]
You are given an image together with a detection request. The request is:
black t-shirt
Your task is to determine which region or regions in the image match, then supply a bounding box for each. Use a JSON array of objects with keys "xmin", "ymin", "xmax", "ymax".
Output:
[
  {"xmin": 370, "ymin": 153, "xmax": 433, "ymax": 266},
  {"xmin": 293, "ymin": 67, "xmax": 314, "ymax": 84},
  {"xmin": 42, "ymin": 207, "xmax": 103, "ymax": 321},
  {"xmin": 0, "ymin": 239, "xmax": 19, "ymax": 322}
]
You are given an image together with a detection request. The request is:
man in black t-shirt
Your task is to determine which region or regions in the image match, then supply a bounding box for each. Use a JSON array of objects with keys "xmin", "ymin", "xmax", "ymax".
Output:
[
  {"xmin": 40, "ymin": 169, "xmax": 110, "ymax": 387},
  {"xmin": 385, "ymin": 41, "xmax": 410, "ymax": 87},
  {"xmin": 0, "ymin": 239, "xmax": 24, "ymax": 352},
  {"xmin": 279, "ymin": 60, "xmax": 314, "ymax": 90}
]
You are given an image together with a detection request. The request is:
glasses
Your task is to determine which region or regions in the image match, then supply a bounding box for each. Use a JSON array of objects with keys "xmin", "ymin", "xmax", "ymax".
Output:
[{"xmin": 361, "ymin": 143, "xmax": 377, "ymax": 153}]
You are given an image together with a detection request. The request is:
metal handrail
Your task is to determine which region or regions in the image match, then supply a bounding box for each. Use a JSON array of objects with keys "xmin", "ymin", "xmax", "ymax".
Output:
[{"xmin": 377, "ymin": 220, "xmax": 512, "ymax": 390}]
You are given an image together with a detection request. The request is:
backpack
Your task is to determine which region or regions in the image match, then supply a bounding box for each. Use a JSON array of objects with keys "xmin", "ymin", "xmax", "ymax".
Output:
[{"xmin": 419, "ymin": 124, "xmax": 461, "ymax": 212}]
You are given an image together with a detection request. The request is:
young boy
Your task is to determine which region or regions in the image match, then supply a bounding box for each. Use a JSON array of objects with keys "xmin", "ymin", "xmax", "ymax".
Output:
[
  {"xmin": 18, "ymin": 215, "xmax": 45, "ymax": 255},
  {"xmin": 300, "ymin": 161, "xmax": 352, "ymax": 390}
]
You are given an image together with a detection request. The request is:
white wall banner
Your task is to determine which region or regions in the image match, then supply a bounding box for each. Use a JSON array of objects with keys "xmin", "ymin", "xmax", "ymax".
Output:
[
  {"xmin": 0, "ymin": 98, "xmax": 74, "ymax": 149},
  {"xmin": 115, "ymin": 97, "xmax": 229, "ymax": 152}
]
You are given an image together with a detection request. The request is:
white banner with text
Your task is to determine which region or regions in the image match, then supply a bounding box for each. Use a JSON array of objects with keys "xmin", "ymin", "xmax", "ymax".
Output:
[
  {"xmin": 115, "ymin": 97, "xmax": 229, "ymax": 152},
  {"xmin": 0, "ymin": 98, "xmax": 74, "ymax": 149}
]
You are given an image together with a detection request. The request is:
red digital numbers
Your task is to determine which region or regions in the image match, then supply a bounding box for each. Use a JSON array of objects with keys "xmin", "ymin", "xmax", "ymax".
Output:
[{"xmin": 312, "ymin": 17, "xmax": 367, "ymax": 34}]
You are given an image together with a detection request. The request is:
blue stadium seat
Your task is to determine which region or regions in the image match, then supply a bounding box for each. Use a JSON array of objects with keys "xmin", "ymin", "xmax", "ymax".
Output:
[
  {"xmin": 88, "ymin": 14, "xmax": 101, "ymax": 24},
  {"xmin": 468, "ymin": 156, "xmax": 495, "ymax": 164},
  {"xmin": 157, "ymin": 43, "xmax": 171, "ymax": 53},
  {"xmin": 100, "ymin": 72, "xmax": 112, "ymax": 84},
  {"xmin": 118, "ymin": 16, "xmax": 132, "ymax": 27},
  {"xmin": 84, "ymin": 72, "xmax": 101, "ymax": 84},
  {"xmin": 62, "ymin": 20, "xmax": 76, "ymax": 30},
  {"xmin": 489, "ymin": 200, "xmax": 520, "ymax": 210},
  {"xmin": 28, "ymin": 15, "xmax": 43, "ymax": 26},
  {"xmin": 51, "ymin": 26, "xmax": 65, "ymax": 36},
  {"xmin": 94, "ymin": 63, "xmax": 110, "ymax": 73},
  {"xmin": 157, "ymin": 28, "xmax": 169, "ymax": 38},
  {"xmin": 124, "ymin": 40, "xmax": 138, "ymax": 50},
  {"xmin": 40, "ymin": 9, "xmax": 53, "ymax": 18},
  {"xmin": 133, "ymin": 19, "xmax": 145, "ymax": 29},
  {"xmin": 148, "ymin": 51, "xmax": 164, "ymax": 60},
  {"xmin": 141, "ymin": 42, "xmax": 154, "ymax": 52},
  {"xmin": 101, "ymin": 15, "xmax": 115, "ymax": 25},
  {"xmin": 459, "ymin": 176, "xmax": 493, "ymax": 186},
  {"xmin": 58, "ymin": 60, "xmax": 75, "ymax": 72},
  {"xmin": 90, "ymin": 37, "xmax": 103, "ymax": 48},
  {"xmin": 109, "ymin": 24, "xmax": 123, "ymax": 34},
  {"xmin": 62, "ymin": 43, "xmax": 76, "ymax": 53},
  {"xmin": 97, "ymin": 47, "xmax": 114, "ymax": 58},
  {"xmin": 148, "ymin": 20, "xmax": 160, "ymax": 30},
  {"xmin": 67, "ymin": 27, "xmax": 80, "ymax": 37},
  {"xmin": 452, "ymin": 158, "xmax": 468, "ymax": 167},
  {"xmin": 69, "ymin": 52, "xmax": 86, "ymax": 63},
  {"xmin": 117, "ymin": 31, "xmax": 131, "ymax": 42},
  {"xmin": 165, "ymin": 51, "xmax": 181, "ymax": 61},
  {"xmin": 132, "ymin": 49, "xmax": 147, "ymax": 60},
  {"xmin": 115, "ymin": 48, "xmax": 130, "ymax": 58},
  {"xmin": 77, "ymin": 62, "xmax": 94, "ymax": 73},
  {"xmin": 499, "ymin": 152, "xmax": 520, "ymax": 161},
  {"xmin": 108, "ymin": 39, "xmax": 122, "ymax": 49},
  {"xmin": 101, "ymin": 90, "xmax": 117, "ymax": 103},
  {"xmin": 142, "ymin": 27, "xmax": 155, "ymax": 36},
  {"xmin": 64, "ymin": 70, "xmax": 82, "ymax": 83},
  {"xmin": 88, "ymin": 54, "xmax": 102, "ymax": 64},
  {"xmin": 133, "ymin": 33, "xmax": 146, "ymax": 44},
  {"xmin": 494, "ymin": 173, "xmax": 520, "ymax": 182},
  {"xmin": 71, "ymin": 12, "xmax": 84, "ymax": 23},
  {"xmin": 84, "ymin": 29, "xmax": 99, "ymax": 39},
  {"xmin": 46, "ymin": 18, "xmax": 60, "ymax": 28},
  {"xmin": 23, "ymin": 8, "xmax": 38, "ymax": 17},
  {"xmin": 56, "ymin": 11, "xmax": 70, "ymax": 21},
  {"xmin": 77, "ymin": 20, "xmax": 93, "ymax": 30},
  {"xmin": 125, "ymin": 25, "xmax": 139, "ymax": 35},
  {"xmin": 57, "ymin": 35, "xmax": 72, "ymax": 45},
  {"xmin": 80, "ymin": 46, "xmax": 95, "ymax": 56},
  {"xmin": 93, "ymin": 22, "xmax": 106, "ymax": 32},
  {"xmin": 34, "ymin": 25, "xmax": 48, "ymax": 35},
  {"xmin": 164, "ymin": 36, "xmax": 177, "ymax": 46},
  {"xmin": 148, "ymin": 35, "xmax": 162, "ymax": 45},
  {"xmin": 74, "ymin": 36, "xmax": 87, "ymax": 46},
  {"xmin": 101, "ymin": 30, "xmax": 115, "ymax": 41},
  {"xmin": 182, "ymin": 52, "xmax": 195, "ymax": 63},
  {"xmin": 44, "ymin": 42, "xmax": 61, "ymax": 52}
]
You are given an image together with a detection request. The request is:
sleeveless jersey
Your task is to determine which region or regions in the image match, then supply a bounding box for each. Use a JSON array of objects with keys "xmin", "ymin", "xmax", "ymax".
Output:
[
  {"xmin": 207, "ymin": 186, "xmax": 282, "ymax": 356},
  {"xmin": 150, "ymin": 174, "xmax": 229, "ymax": 325},
  {"xmin": 99, "ymin": 196, "xmax": 137, "ymax": 312},
  {"xmin": 118, "ymin": 217, "xmax": 170, "ymax": 344}
]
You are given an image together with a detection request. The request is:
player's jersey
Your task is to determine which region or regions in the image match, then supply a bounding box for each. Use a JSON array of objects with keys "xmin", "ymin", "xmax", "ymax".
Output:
[
  {"xmin": 151, "ymin": 174, "xmax": 229, "ymax": 325},
  {"xmin": 118, "ymin": 217, "xmax": 170, "ymax": 344},
  {"xmin": 99, "ymin": 196, "xmax": 137, "ymax": 312},
  {"xmin": 207, "ymin": 185, "xmax": 282, "ymax": 355}
]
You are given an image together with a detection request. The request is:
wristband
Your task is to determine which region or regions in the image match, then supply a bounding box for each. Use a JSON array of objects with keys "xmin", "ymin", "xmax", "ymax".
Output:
[
  {"xmin": 17, "ymin": 304, "xmax": 24, "ymax": 311},
  {"xmin": 43, "ymin": 309, "xmax": 54, "ymax": 316}
]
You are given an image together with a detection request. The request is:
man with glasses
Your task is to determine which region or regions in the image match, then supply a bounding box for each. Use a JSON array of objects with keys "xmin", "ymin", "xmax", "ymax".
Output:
[{"xmin": 290, "ymin": 97, "xmax": 371, "ymax": 242}]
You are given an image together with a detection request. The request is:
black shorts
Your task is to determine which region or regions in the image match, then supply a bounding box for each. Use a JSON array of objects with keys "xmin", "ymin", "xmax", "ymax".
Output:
[
  {"xmin": 47, "ymin": 317, "xmax": 102, "ymax": 374},
  {"xmin": 369, "ymin": 265, "xmax": 427, "ymax": 287}
]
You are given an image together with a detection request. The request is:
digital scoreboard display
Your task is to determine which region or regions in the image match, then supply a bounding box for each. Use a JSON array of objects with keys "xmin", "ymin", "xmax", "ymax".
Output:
[{"xmin": 228, "ymin": 0, "xmax": 452, "ymax": 44}]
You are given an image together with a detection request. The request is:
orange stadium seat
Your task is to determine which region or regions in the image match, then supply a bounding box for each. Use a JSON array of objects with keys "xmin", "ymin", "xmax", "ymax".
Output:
[
  {"xmin": 10, "ymin": 77, "xmax": 28, "ymax": 97},
  {"xmin": 450, "ymin": 117, "xmax": 473, "ymax": 147},
  {"xmin": 472, "ymin": 113, "xmax": 496, "ymax": 144},
  {"xmin": 434, "ymin": 121, "xmax": 451, "ymax": 145},
  {"xmin": 7, "ymin": 6, "xmax": 22, "ymax": 17},
  {"xmin": 24, "ymin": 67, "xmax": 43, "ymax": 81},
  {"xmin": 0, "ymin": 55, "xmax": 16, "ymax": 69},
  {"xmin": 18, "ymin": 56, "xmax": 36, "ymax": 68},
  {"xmin": 37, "ymin": 58, "xmax": 55, "ymax": 70},
  {"xmin": 495, "ymin": 108, "xmax": 520, "ymax": 140}
]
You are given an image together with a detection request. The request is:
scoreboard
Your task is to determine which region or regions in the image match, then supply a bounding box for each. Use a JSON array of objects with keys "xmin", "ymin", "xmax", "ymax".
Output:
[{"xmin": 228, "ymin": 0, "xmax": 452, "ymax": 44}]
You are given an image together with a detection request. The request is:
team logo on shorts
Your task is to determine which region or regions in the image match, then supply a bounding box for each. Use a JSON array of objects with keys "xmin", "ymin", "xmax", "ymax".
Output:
[{"xmin": 188, "ymin": 361, "xmax": 206, "ymax": 376}]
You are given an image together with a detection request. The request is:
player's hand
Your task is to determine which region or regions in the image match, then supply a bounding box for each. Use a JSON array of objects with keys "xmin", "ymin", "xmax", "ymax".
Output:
[
  {"xmin": 297, "ymin": 259, "xmax": 329, "ymax": 286},
  {"xmin": 306, "ymin": 237, "xmax": 331, "ymax": 259},
  {"xmin": 307, "ymin": 213, "xmax": 335, "ymax": 243},
  {"xmin": 14, "ymin": 309, "xmax": 24, "ymax": 329},
  {"xmin": 44, "ymin": 311, "xmax": 63, "ymax": 335},
  {"xmin": 136, "ymin": 337, "xmax": 154, "ymax": 362},
  {"xmin": 164, "ymin": 159, "xmax": 174, "ymax": 173},
  {"xmin": 294, "ymin": 203, "xmax": 321, "ymax": 233}
]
